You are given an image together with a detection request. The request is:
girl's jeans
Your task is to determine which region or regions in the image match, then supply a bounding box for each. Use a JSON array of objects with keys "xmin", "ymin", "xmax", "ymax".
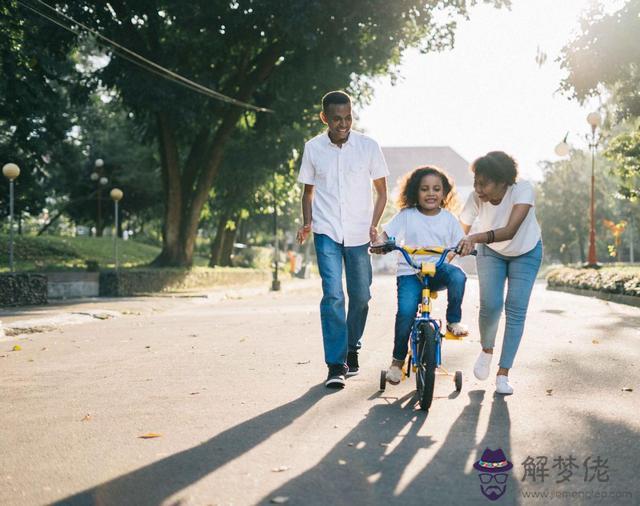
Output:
[
  {"xmin": 393, "ymin": 263, "xmax": 467, "ymax": 361},
  {"xmin": 476, "ymin": 240, "xmax": 543, "ymax": 369},
  {"xmin": 314, "ymin": 234, "xmax": 372, "ymax": 366}
]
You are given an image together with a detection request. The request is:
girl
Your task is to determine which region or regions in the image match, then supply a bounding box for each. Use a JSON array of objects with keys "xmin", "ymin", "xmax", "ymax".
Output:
[
  {"xmin": 373, "ymin": 166, "xmax": 468, "ymax": 385},
  {"xmin": 457, "ymin": 151, "xmax": 542, "ymax": 395}
]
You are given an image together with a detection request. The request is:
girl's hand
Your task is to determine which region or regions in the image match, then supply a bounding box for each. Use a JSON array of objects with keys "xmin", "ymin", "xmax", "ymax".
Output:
[
  {"xmin": 457, "ymin": 235, "xmax": 476, "ymax": 256},
  {"xmin": 297, "ymin": 224, "xmax": 311, "ymax": 245}
]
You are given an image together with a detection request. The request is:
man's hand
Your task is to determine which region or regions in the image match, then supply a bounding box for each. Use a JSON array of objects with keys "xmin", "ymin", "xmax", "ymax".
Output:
[
  {"xmin": 369, "ymin": 225, "xmax": 378, "ymax": 244},
  {"xmin": 297, "ymin": 224, "xmax": 312, "ymax": 245}
]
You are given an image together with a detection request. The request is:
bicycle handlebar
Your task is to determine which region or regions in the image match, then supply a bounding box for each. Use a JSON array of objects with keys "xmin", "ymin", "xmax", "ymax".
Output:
[{"xmin": 369, "ymin": 238, "xmax": 476, "ymax": 271}]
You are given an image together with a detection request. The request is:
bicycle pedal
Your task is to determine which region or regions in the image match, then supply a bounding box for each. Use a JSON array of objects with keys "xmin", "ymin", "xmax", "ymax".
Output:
[{"xmin": 444, "ymin": 330, "xmax": 464, "ymax": 340}]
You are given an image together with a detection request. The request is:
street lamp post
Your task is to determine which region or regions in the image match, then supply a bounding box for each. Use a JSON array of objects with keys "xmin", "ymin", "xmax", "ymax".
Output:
[
  {"xmin": 271, "ymin": 171, "xmax": 281, "ymax": 291},
  {"xmin": 90, "ymin": 159, "xmax": 108, "ymax": 237},
  {"xmin": 554, "ymin": 112, "xmax": 602, "ymax": 267},
  {"xmin": 586, "ymin": 112, "xmax": 602, "ymax": 267},
  {"xmin": 110, "ymin": 188, "xmax": 123, "ymax": 271},
  {"xmin": 2, "ymin": 163, "xmax": 20, "ymax": 272}
]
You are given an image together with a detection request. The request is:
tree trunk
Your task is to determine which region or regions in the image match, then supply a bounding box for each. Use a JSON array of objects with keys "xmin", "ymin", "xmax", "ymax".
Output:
[
  {"xmin": 209, "ymin": 211, "xmax": 230, "ymax": 267},
  {"xmin": 152, "ymin": 45, "xmax": 282, "ymax": 267},
  {"xmin": 219, "ymin": 222, "xmax": 238, "ymax": 267}
]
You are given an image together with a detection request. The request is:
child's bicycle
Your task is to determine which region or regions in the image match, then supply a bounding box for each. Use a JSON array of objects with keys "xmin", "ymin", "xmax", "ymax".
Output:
[{"xmin": 371, "ymin": 238, "xmax": 475, "ymax": 411}]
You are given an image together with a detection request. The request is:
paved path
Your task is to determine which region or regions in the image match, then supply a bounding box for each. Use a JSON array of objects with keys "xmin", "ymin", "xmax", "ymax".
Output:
[{"xmin": 1, "ymin": 277, "xmax": 638, "ymax": 505}]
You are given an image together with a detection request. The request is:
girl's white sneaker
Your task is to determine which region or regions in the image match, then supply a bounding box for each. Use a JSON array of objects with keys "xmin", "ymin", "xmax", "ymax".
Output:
[
  {"xmin": 386, "ymin": 364, "xmax": 402, "ymax": 385},
  {"xmin": 473, "ymin": 351, "xmax": 493, "ymax": 380},
  {"xmin": 496, "ymin": 375, "xmax": 514, "ymax": 395}
]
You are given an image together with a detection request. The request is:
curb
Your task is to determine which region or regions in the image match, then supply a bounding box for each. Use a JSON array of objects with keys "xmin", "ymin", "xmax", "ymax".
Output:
[{"xmin": 546, "ymin": 284, "xmax": 640, "ymax": 308}]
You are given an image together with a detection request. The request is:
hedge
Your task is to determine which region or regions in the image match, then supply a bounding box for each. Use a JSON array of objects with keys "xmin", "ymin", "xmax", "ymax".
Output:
[{"xmin": 546, "ymin": 267, "xmax": 640, "ymax": 297}]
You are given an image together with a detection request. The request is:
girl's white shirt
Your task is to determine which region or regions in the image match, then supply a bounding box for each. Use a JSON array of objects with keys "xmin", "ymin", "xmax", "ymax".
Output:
[
  {"xmin": 459, "ymin": 180, "xmax": 541, "ymax": 257},
  {"xmin": 383, "ymin": 207, "xmax": 464, "ymax": 277}
]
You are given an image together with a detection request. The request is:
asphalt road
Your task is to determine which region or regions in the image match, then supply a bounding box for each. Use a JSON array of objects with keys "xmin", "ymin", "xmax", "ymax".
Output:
[{"xmin": 1, "ymin": 276, "xmax": 638, "ymax": 506}]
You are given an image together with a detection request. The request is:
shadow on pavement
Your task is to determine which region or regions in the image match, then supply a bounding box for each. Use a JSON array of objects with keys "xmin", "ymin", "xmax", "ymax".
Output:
[
  {"xmin": 259, "ymin": 389, "xmax": 496, "ymax": 505},
  {"xmin": 52, "ymin": 384, "xmax": 327, "ymax": 506}
]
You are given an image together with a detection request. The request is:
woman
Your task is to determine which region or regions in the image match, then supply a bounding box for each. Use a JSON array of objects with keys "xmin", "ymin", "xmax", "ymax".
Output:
[{"xmin": 457, "ymin": 151, "xmax": 542, "ymax": 395}]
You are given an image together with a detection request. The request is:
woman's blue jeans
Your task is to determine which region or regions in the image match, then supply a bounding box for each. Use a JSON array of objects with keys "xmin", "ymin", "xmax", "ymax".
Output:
[
  {"xmin": 314, "ymin": 234, "xmax": 372, "ymax": 366},
  {"xmin": 476, "ymin": 240, "xmax": 542, "ymax": 369},
  {"xmin": 393, "ymin": 263, "xmax": 467, "ymax": 361}
]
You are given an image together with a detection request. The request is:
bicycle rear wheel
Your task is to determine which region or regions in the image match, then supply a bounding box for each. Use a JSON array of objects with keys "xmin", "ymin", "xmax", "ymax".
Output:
[{"xmin": 415, "ymin": 322, "xmax": 437, "ymax": 411}]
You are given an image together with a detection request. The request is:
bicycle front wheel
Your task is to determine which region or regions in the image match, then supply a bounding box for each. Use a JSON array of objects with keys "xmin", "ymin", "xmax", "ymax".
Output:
[{"xmin": 415, "ymin": 322, "xmax": 437, "ymax": 411}]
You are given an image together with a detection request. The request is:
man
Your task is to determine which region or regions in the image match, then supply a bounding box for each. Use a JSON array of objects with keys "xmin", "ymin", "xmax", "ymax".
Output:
[{"xmin": 297, "ymin": 90, "xmax": 389, "ymax": 389}]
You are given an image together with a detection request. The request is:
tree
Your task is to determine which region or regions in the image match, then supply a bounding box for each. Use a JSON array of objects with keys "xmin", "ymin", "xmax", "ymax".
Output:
[
  {"xmin": 560, "ymin": 0, "xmax": 640, "ymax": 207},
  {"xmin": 50, "ymin": 0, "xmax": 508, "ymax": 266},
  {"xmin": 560, "ymin": 0, "xmax": 640, "ymax": 118},
  {"xmin": 0, "ymin": 0, "xmax": 86, "ymax": 226},
  {"xmin": 537, "ymin": 150, "xmax": 629, "ymax": 264},
  {"xmin": 47, "ymin": 94, "xmax": 162, "ymax": 236}
]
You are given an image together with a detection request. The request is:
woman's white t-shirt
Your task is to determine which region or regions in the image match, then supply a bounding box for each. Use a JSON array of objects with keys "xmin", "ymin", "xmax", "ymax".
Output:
[
  {"xmin": 383, "ymin": 208, "xmax": 464, "ymax": 276},
  {"xmin": 459, "ymin": 180, "xmax": 541, "ymax": 257}
]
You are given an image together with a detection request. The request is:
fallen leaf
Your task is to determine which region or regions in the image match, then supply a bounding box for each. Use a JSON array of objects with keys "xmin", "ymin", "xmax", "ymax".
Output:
[
  {"xmin": 621, "ymin": 387, "xmax": 633, "ymax": 392},
  {"xmin": 546, "ymin": 389, "xmax": 553, "ymax": 396},
  {"xmin": 271, "ymin": 466, "xmax": 290, "ymax": 472},
  {"xmin": 81, "ymin": 414, "xmax": 92, "ymax": 422},
  {"xmin": 12, "ymin": 345, "xmax": 22, "ymax": 351},
  {"xmin": 41, "ymin": 347, "xmax": 47, "ymax": 351},
  {"xmin": 190, "ymin": 392, "xmax": 200, "ymax": 395},
  {"xmin": 145, "ymin": 346, "xmax": 151, "ymax": 349},
  {"xmin": 592, "ymin": 339, "xmax": 600, "ymax": 344},
  {"xmin": 239, "ymin": 338, "xmax": 246, "ymax": 342},
  {"xmin": 270, "ymin": 497, "xmax": 289, "ymax": 504},
  {"xmin": 296, "ymin": 360, "xmax": 311, "ymax": 365},
  {"xmin": 138, "ymin": 433, "xmax": 162, "ymax": 439},
  {"xmin": 551, "ymin": 358, "xmax": 561, "ymax": 363}
]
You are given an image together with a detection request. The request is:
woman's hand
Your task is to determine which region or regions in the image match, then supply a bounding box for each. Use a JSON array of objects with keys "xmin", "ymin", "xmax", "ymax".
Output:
[{"xmin": 457, "ymin": 235, "xmax": 477, "ymax": 256}]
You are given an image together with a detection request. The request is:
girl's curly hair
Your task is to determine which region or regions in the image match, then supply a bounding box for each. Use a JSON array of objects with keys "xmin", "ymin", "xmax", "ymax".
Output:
[{"xmin": 396, "ymin": 166, "xmax": 459, "ymax": 211}]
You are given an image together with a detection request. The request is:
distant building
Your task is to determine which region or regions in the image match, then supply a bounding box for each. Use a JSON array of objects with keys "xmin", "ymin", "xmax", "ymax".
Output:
[{"xmin": 381, "ymin": 146, "xmax": 473, "ymax": 203}]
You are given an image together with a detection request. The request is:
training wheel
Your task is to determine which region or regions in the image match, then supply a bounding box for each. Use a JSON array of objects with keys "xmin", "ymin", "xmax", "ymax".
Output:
[
  {"xmin": 379, "ymin": 370, "xmax": 387, "ymax": 391},
  {"xmin": 454, "ymin": 370, "xmax": 463, "ymax": 392}
]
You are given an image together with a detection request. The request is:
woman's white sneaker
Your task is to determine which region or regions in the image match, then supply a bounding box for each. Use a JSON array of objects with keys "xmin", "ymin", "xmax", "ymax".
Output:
[
  {"xmin": 496, "ymin": 375, "xmax": 514, "ymax": 395},
  {"xmin": 473, "ymin": 351, "xmax": 493, "ymax": 380}
]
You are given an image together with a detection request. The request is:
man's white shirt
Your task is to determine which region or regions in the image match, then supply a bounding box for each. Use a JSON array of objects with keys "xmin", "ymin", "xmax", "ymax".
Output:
[{"xmin": 297, "ymin": 130, "xmax": 389, "ymax": 247}]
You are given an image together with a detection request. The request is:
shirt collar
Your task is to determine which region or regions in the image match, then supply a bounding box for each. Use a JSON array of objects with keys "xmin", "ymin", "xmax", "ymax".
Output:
[{"xmin": 325, "ymin": 130, "xmax": 353, "ymax": 148}]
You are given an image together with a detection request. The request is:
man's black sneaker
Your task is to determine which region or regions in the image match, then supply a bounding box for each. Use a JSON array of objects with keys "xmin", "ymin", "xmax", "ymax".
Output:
[
  {"xmin": 346, "ymin": 351, "xmax": 359, "ymax": 377},
  {"xmin": 325, "ymin": 364, "xmax": 347, "ymax": 389}
]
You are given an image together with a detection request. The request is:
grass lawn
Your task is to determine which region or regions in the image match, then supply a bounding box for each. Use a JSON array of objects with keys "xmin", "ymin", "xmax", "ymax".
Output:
[{"xmin": 0, "ymin": 234, "xmax": 209, "ymax": 272}]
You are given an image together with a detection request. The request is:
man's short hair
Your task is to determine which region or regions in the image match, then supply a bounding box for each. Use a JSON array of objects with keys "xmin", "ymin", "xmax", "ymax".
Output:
[{"xmin": 322, "ymin": 91, "xmax": 351, "ymax": 111}]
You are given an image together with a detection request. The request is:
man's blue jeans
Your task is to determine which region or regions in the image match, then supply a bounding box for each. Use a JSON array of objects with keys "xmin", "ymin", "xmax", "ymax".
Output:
[
  {"xmin": 393, "ymin": 263, "xmax": 467, "ymax": 361},
  {"xmin": 314, "ymin": 234, "xmax": 372, "ymax": 366},
  {"xmin": 476, "ymin": 241, "xmax": 542, "ymax": 369}
]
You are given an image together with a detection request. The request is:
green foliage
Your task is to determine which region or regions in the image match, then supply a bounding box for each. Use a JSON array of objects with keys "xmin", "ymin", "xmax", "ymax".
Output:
[
  {"xmin": 560, "ymin": 0, "xmax": 640, "ymax": 118},
  {"xmin": 547, "ymin": 265, "xmax": 640, "ymax": 297},
  {"xmin": 603, "ymin": 126, "xmax": 640, "ymax": 200},
  {"xmin": 0, "ymin": 0, "xmax": 87, "ymax": 220},
  {"xmin": 50, "ymin": 94, "xmax": 162, "ymax": 228},
  {"xmin": 536, "ymin": 150, "xmax": 636, "ymax": 264}
]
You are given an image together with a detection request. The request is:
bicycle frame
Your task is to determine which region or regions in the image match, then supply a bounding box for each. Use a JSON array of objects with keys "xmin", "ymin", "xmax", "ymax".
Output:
[
  {"xmin": 394, "ymin": 245, "xmax": 453, "ymax": 370},
  {"xmin": 372, "ymin": 239, "xmax": 457, "ymax": 370}
]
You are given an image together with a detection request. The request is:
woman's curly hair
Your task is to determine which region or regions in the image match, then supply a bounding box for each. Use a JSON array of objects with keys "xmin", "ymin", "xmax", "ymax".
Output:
[
  {"xmin": 471, "ymin": 151, "xmax": 518, "ymax": 185},
  {"xmin": 396, "ymin": 165, "xmax": 459, "ymax": 211}
]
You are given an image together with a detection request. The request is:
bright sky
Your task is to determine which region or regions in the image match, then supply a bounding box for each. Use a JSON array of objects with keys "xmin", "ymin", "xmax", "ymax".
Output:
[{"xmin": 358, "ymin": 0, "xmax": 620, "ymax": 180}]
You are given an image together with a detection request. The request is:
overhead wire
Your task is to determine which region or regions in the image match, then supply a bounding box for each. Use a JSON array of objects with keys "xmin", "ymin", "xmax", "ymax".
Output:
[{"xmin": 16, "ymin": 0, "xmax": 273, "ymax": 112}]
